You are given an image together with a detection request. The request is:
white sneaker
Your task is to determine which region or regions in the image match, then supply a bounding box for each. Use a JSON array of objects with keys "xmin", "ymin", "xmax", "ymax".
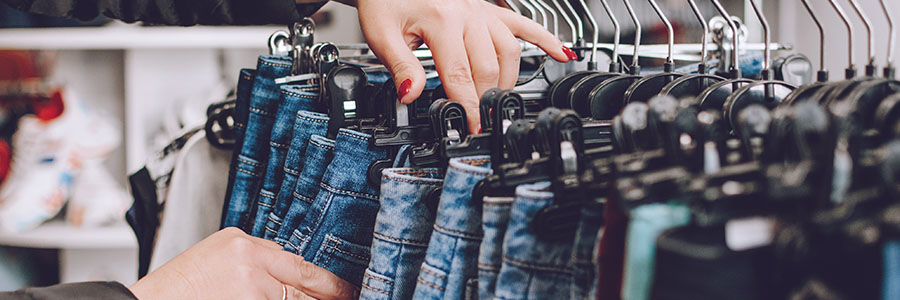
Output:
[{"xmin": 67, "ymin": 162, "xmax": 130, "ymax": 228}]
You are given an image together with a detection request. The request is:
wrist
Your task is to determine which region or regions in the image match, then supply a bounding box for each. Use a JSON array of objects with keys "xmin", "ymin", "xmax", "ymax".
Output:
[{"xmin": 331, "ymin": 0, "xmax": 358, "ymax": 7}]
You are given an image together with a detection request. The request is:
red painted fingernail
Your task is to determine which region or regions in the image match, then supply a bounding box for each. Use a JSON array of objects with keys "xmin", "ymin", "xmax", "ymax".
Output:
[
  {"xmin": 398, "ymin": 79, "xmax": 412, "ymax": 102},
  {"xmin": 562, "ymin": 46, "xmax": 578, "ymax": 61}
]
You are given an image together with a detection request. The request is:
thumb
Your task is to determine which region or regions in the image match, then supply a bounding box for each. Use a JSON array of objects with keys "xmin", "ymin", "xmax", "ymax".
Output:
[{"xmin": 364, "ymin": 30, "xmax": 427, "ymax": 104}]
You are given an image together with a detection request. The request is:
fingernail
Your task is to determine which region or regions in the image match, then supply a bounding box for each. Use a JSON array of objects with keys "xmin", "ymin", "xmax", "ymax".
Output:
[
  {"xmin": 398, "ymin": 78, "xmax": 412, "ymax": 102},
  {"xmin": 562, "ymin": 46, "xmax": 578, "ymax": 61}
]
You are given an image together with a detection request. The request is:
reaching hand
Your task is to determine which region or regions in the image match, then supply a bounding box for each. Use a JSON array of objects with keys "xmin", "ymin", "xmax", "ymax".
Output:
[
  {"xmin": 129, "ymin": 228, "xmax": 358, "ymax": 300},
  {"xmin": 338, "ymin": 0, "xmax": 576, "ymax": 132}
]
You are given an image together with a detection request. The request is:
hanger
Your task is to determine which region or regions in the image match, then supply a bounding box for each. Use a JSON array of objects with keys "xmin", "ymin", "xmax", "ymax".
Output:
[
  {"xmin": 695, "ymin": 0, "xmax": 752, "ymax": 112},
  {"xmin": 779, "ymin": 0, "xmax": 830, "ymax": 107},
  {"xmin": 621, "ymin": 0, "xmax": 684, "ymax": 104},
  {"xmin": 659, "ymin": 0, "xmax": 726, "ymax": 99},
  {"xmin": 585, "ymin": 0, "xmax": 645, "ymax": 120},
  {"xmin": 565, "ymin": 0, "xmax": 623, "ymax": 116},
  {"xmin": 546, "ymin": 0, "xmax": 608, "ymax": 108},
  {"xmin": 720, "ymin": 0, "xmax": 796, "ymax": 132},
  {"xmin": 880, "ymin": 0, "xmax": 896, "ymax": 79}
]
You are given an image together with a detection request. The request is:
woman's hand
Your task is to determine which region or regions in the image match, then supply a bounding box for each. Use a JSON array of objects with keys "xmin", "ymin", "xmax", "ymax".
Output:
[
  {"xmin": 338, "ymin": 0, "xmax": 576, "ymax": 132},
  {"xmin": 129, "ymin": 228, "xmax": 358, "ymax": 300}
]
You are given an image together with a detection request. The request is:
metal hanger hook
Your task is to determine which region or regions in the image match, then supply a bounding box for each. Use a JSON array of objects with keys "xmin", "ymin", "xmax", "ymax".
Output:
[
  {"xmin": 526, "ymin": 0, "xmax": 549, "ymax": 32},
  {"xmin": 550, "ymin": 0, "xmax": 577, "ymax": 44},
  {"xmin": 560, "ymin": 0, "xmax": 584, "ymax": 43},
  {"xmin": 577, "ymin": 0, "xmax": 600, "ymax": 68},
  {"xmin": 801, "ymin": 0, "xmax": 826, "ymax": 74},
  {"xmin": 533, "ymin": 0, "xmax": 560, "ymax": 39},
  {"xmin": 647, "ymin": 0, "xmax": 674, "ymax": 66},
  {"xmin": 826, "ymin": 0, "xmax": 855, "ymax": 73},
  {"xmin": 710, "ymin": 0, "xmax": 740, "ymax": 77},
  {"xmin": 880, "ymin": 0, "xmax": 896, "ymax": 68},
  {"xmin": 846, "ymin": 0, "xmax": 875, "ymax": 68},
  {"xmin": 687, "ymin": 0, "xmax": 709, "ymax": 67},
  {"xmin": 599, "ymin": 0, "xmax": 621, "ymax": 66},
  {"xmin": 623, "ymin": 0, "xmax": 642, "ymax": 70},
  {"xmin": 748, "ymin": 0, "xmax": 770, "ymax": 75}
]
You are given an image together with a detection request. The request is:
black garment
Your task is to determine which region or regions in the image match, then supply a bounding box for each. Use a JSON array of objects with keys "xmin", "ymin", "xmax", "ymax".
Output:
[
  {"xmin": 2, "ymin": 282, "xmax": 137, "ymax": 300},
  {"xmin": 1, "ymin": 0, "xmax": 325, "ymax": 25}
]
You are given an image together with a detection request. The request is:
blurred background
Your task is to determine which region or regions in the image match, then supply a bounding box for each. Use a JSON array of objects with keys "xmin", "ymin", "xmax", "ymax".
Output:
[{"xmin": 0, "ymin": 0, "xmax": 895, "ymax": 291}]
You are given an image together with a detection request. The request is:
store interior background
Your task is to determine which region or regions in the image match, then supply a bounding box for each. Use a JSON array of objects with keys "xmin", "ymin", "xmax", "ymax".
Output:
[{"xmin": 0, "ymin": 0, "xmax": 896, "ymax": 291}]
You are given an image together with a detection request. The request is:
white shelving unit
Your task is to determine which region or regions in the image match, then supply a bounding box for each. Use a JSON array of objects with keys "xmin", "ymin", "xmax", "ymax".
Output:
[{"xmin": 0, "ymin": 2, "xmax": 364, "ymax": 287}]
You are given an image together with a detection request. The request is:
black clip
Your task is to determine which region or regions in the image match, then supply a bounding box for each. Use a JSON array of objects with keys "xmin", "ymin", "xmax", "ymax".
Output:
[{"xmin": 324, "ymin": 65, "xmax": 367, "ymax": 140}]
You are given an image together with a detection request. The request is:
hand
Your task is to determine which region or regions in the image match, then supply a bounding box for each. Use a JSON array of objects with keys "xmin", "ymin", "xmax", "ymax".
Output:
[
  {"xmin": 129, "ymin": 228, "xmax": 359, "ymax": 300},
  {"xmin": 338, "ymin": 0, "xmax": 576, "ymax": 132}
]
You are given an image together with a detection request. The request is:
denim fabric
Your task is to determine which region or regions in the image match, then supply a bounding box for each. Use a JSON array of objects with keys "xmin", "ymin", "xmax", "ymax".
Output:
[
  {"xmin": 250, "ymin": 85, "xmax": 320, "ymax": 237},
  {"xmin": 222, "ymin": 69, "xmax": 255, "ymax": 226},
  {"xmin": 286, "ymin": 129, "xmax": 387, "ymax": 286},
  {"xmin": 493, "ymin": 182, "xmax": 576, "ymax": 300},
  {"xmin": 360, "ymin": 168, "xmax": 444, "ymax": 300},
  {"xmin": 571, "ymin": 200, "xmax": 605, "ymax": 300},
  {"xmin": 885, "ymin": 241, "xmax": 900, "ymax": 300},
  {"xmin": 478, "ymin": 196, "xmax": 514, "ymax": 300},
  {"xmin": 621, "ymin": 203, "xmax": 691, "ymax": 300},
  {"xmin": 414, "ymin": 156, "xmax": 492, "ymax": 300},
  {"xmin": 275, "ymin": 133, "xmax": 334, "ymax": 245},
  {"xmin": 264, "ymin": 111, "xmax": 330, "ymax": 241},
  {"xmin": 223, "ymin": 56, "xmax": 292, "ymax": 229}
]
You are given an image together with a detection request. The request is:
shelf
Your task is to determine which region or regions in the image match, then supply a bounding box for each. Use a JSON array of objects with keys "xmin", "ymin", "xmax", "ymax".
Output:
[
  {"xmin": 0, "ymin": 23, "xmax": 281, "ymax": 50},
  {"xmin": 0, "ymin": 220, "xmax": 137, "ymax": 249}
]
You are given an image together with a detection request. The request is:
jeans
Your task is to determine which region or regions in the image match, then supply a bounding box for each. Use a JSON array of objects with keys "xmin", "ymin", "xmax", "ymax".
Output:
[
  {"xmin": 286, "ymin": 129, "xmax": 387, "ymax": 286},
  {"xmin": 360, "ymin": 168, "xmax": 444, "ymax": 300},
  {"xmin": 414, "ymin": 156, "xmax": 492, "ymax": 300},
  {"xmin": 478, "ymin": 196, "xmax": 514, "ymax": 300},
  {"xmin": 571, "ymin": 200, "xmax": 605, "ymax": 300},
  {"xmin": 493, "ymin": 182, "xmax": 576, "ymax": 300},
  {"xmin": 222, "ymin": 69, "xmax": 256, "ymax": 226},
  {"xmin": 885, "ymin": 241, "xmax": 900, "ymax": 300},
  {"xmin": 264, "ymin": 110, "xmax": 329, "ymax": 241},
  {"xmin": 250, "ymin": 85, "xmax": 320, "ymax": 237},
  {"xmin": 223, "ymin": 56, "xmax": 292, "ymax": 229},
  {"xmin": 597, "ymin": 192, "xmax": 628, "ymax": 300},
  {"xmin": 275, "ymin": 133, "xmax": 334, "ymax": 245},
  {"xmin": 621, "ymin": 203, "xmax": 691, "ymax": 300}
]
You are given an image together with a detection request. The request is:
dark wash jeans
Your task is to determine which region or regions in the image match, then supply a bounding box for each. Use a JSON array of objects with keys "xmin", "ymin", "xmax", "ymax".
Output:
[
  {"xmin": 223, "ymin": 55, "xmax": 292, "ymax": 230},
  {"xmin": 222, "ymin": 68, "xmax": 255, "ymax": 227},
  {"xmin": 360, "ymin": 168, "xmax": 444, "ymax": 300},
  {"xmin": 478, "ymin": 196, "xmax": 514, "ymax": 300},
  {"xmin": 414, "ymin": 156, "xmax": 492, "ymax": 300},
  {"xmin": 571, "ymin": 199, "xmax": 605, "ymax": 300},
  {"xmin": 493, "ymin": 182, "xmax": 576, "ymax": 300},
  {"xmin": 275, "ymin": 131, "xmax": 333, "ymax": 245},
  {"xmin": 286, "ymin": 129, "xmax": 387, "ymax": 286},
  {"xmin": 264, "ymin": 110, "xmax": 329, "ymax": 241},
  {"xmin": 250, "ymin": 84, "xmax": 320, "ymax": 237}
]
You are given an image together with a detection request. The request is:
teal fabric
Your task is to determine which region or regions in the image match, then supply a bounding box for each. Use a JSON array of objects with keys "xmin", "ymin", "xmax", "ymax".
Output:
[{"xmin": 621, "ymin": 203, "xmax": 691, "ymax": 300}]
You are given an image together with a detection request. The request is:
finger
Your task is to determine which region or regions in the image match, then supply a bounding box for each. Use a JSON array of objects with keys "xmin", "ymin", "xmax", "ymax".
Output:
[
  {"xmin": 260, "ymin": 275, "xmax": 288, "ymax": 300},
  {"xmin": 488, "ymin": 18, "xmax": 522, "ymax": 90},
  {"xmin": 259, "ymin": 249, "xmax": 358, "ymax": 300},
  {"xmin": 361, "ymin": 22, "xmax": 427, "ymax": 104},
  {"xmin": 243, "ymin": 234, "xmax": 285, "ymax": 251},
  {"xmin": 489, "ymin": 3, "xmax": 573, "ymax": 63},
  {"xmin": 424, "ymin": 28, "xmax": 482, "ymax": 132},
  {"xmin": 464, "ymin": 20, "xmax": 501, "ymax": 131}
]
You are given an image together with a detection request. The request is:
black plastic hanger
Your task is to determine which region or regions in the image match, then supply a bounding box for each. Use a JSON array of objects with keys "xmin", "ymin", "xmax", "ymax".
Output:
[
  {"xmin": 564, "ymin": 0, "xmax": 622, "ymax": 116},
  {"xmin": 621, "ymin": 0, "xmax": 684, "ymax": 104},
  {"xmin": 694, "ymin": 0, "xmax": 750, "ymax": 112},
  {"xmin": 584, "ymin": 0, "xmax": 644, "ymax": 120},
  {"xmin": 779, "ymin": 0, "xmax": 831, "ymax": 107},
  {"xmin": 659, "ymin": 0, "xmax": 726, "ymax": 100}
]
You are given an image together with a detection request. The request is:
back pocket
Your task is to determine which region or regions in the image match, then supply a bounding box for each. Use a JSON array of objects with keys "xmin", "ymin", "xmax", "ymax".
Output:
[{"xmin": 312, "ymin": 234, "xmax": 372, "ymax": 286}]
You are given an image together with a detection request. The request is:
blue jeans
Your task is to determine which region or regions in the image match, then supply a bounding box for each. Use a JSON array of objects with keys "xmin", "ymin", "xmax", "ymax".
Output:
[
  {"xmin": 286, "ymin": 129, "xmax": 387, "ymax": 286},
  {"xmin": 414, "ymin": 156, "xmax": 492, "ymax": 300},
  {"xmin": 621, "ymin": 203, "xmax": 691, "ymax": 300},
  {"xmin": 493, "ymin": 182, "xmax": 575, "ymax": 300},
  {"xmin": 478, "ymin": 196, "xmax": 515, "ymax": 300},
  {"xmin": 223, "ymin": 68, "xmax": 256, "ymax": 226},
  {"xmin": 250, "ymin": 85, "xmax": 320, "ymax": 237},
  {"xmin": 223, "ymin": 56, "xmax": 292, "ymax": 229},
  {"xmin": 571, "ymin": 200, "xmax": 605, "ymax": 300},
  {"xmin": 275, "ymin": 132, "xmax": 334, "ymax": 245},
  {"xmin": 885, "ymin": 240, "xmax": 900, "ymax": 300},
  {"xmin": 264, "ymin": 110, "xmax": 330, "ymax": 241},
  {"xmin": 360, "ymin": 168, "xmax": 444, "ymax": 300}
]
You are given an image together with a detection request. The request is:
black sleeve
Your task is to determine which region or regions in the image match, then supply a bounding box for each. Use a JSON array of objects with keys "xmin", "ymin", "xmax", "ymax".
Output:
[
  {"xmin": 1, "ymin": 281, "xmax": 138, "ymax": 300},
  {"xmin": 1, "ymin": 0, "xmax": 327, "ymax": 25}
]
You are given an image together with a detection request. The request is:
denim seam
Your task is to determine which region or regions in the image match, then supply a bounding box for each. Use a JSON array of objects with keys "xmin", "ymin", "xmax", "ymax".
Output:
[
  {"xmin": 238, "ymin": 157, "xmax": 262, "ymax": 167},
  {"xmin": 267, "ymin": 215, "xmax": 283, "ymax": 225},
  {"xmin": 416, "ymin": 277, "xmax": 445, "ymax": 291},
  {"xmin": 296, "ymin": 113, "xmax": 329, "ymax": 123},
  {"xmin": 419, "ymin": 266, "xmax": 447, "ymax": 280},
  {"xmin": 361, "ymin": 282, "xmax": 391, "ymax": 295},
  {"xmin": 372, "ymin": 232, "xmax": 429, "ymax": 247},
  {"xmin": 433, "ymin": 224, "xmax": 483, "ymax": 240},
  {"xmin": 477, "ymin": 263, "xmax": 501, "ymax": 271},
  {"xmin": 237, "ymin": 168, "xmax": 259, "ymax": 177},
  {"xmin": 286, "ymin": 240, "xmax": 301, "ymax": 252},
  {"xmin": 265, "ymin": 226, "xmax": 278, "ymax": 235},
  {"xmin": 284, "ymin": 167, "xmax": 301, "ymax": 176},
  {"xmin": 338, "ymin": 130, "xmax": 371, "ymax": 141},
  {"xmin": 483, "ymin": 202, "xmax": 514, "ymax": 207},
  {"xmin": 281, "ymin": 89, "xmax": 319, "ymax": 99},
  {"xmin": 256, "ymin": 201, "xmax": 274, "ymax": 208},
  {"xmin": 270, "ymin": 141, "xmax": 288, "ymax": 149},
  {"xmin": 320, "ymin": 182, "xmax": 378, "ymax": 201},
  {"xmin": 448, "ymin": 161, "xmax": 492, "ymax": 176},
  {"xmin": 259, "ymin": 60, "xmax": 291, "ymax": 68},
  {"xmin": 249, "ymin": 107, "xmax": 275, "ymax": 117},
  {"xmin": 292, "ymin": 191, "xmax": 315, "ymax": 204},
  {"xmin": 309, "ymin": 138, "xmax": 335, "ymax": 150},
  {"xmin": 259, "ymin": 190, "xmax": 276, "ymax": 199},
  {"xmin": 514, "ymin": 195, "xmax": 554, "ymax": 201},
  {"xmin": 502, "ymin": 256, "xmax": 573, "ymax": 274},
  {"xmin": 381, "ymin": 176, "xmax": 444, "ymax": 185},
  {"xmin": 392, "ymin": 170, "xmax": 443, "ymax": 175},
  {"xmin": 364, "ymin": 272, "xmax": 395, "ymax": 285},
  {"xmin": 325, "ymin": 236, "xmax": 370, "ymax": 261}
]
